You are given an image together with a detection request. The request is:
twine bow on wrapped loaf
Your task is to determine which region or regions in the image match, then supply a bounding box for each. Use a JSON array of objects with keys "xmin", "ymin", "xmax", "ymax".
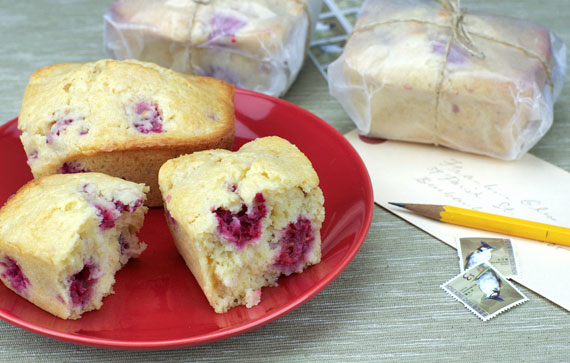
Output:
[{"xmin": 330, "ymin": 0, "xmax": 565, "ymax": 160}]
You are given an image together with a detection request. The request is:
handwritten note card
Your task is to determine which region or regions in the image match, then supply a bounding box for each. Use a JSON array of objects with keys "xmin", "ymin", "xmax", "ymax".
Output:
[{"xmin": 345, "ymin": 130, "xmax": 570, "ymax": 311}]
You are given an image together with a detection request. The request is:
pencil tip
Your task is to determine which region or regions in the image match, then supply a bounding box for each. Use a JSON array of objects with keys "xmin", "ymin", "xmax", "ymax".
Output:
[{"xmin": 388, "ymin": 202, "xmax": 406, "ymax": 208}]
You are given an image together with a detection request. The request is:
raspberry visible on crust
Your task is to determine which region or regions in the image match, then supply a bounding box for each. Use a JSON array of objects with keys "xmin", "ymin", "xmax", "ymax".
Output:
[
  {"xmin": 208, "ymin": 13, "xmax": 246, "ymax": 42},
  {"xmin": 132, "ymin": 101, "xmax": 163, "ymax": 134},
  {"xmin": 46, "ymin": 117, "xmax": 74, "ymax": 144},
  {"xmin": 80, "ymin": 183, "xmax": 144, "ymax": 230}
]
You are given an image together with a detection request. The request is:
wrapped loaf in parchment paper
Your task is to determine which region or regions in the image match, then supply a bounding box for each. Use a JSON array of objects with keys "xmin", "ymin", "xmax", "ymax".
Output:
[
  {"xmin": 104, "ymin": 0, "xmax": 322, "ymax": 97},
  {"xmin": 328, "ymin": 0, "xmax": 566, "ymax": 160}
]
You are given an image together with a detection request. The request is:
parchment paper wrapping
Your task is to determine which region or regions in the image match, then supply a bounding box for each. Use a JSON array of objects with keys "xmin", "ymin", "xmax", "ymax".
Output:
[
  {"xmin": 104, "ymin": 0, "xmax": 322, "ymax": 97},
  {"xmin": 328, "ymin": 0, "xmax": 566, "ymax": 160}
]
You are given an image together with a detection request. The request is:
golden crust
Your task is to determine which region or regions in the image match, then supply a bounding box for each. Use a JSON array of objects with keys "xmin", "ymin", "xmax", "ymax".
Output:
[
  {"xmin": 18, "ymin": 59, "xmax": 235, "ymax": 206},
  {"xmin": 69, "ymin": 130, "xmax": 234, "ymax": 206},
  {"xmin": 0, "ymin": 173, "xmax": 148, "ymax": 259}
]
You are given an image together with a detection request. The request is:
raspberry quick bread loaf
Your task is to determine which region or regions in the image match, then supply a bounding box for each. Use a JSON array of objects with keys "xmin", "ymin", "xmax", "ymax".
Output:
[
  {"xmin": 0, "ymin": 173, "xmax": 148, "ymax": 320},
  {"xmin": 159, "ymin": 137, "xmax": 325, "ymax": 313},
  {"xmin": 328, "ymin": 0, "xmax": 566, "ymax": 160},
  {"xmin": 104, "ymin": 0, "xmax": 322, "ymax": 97},
  {"xmin": 18, "ymin": 59, "xmax": 235, "ymax": 206}
]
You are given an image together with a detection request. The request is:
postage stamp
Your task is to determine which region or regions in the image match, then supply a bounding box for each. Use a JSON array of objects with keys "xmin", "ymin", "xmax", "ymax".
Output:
[
  {"xmin": 441, "ymin": 262, "xmax": 528, "ymax": 321},
  {"xmin": 457, "ymin": 236, "xmax": 519, "ymax": 278}
]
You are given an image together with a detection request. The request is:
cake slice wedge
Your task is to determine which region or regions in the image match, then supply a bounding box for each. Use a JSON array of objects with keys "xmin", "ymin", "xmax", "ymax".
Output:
[
  {"xmin": 0, "ymin": 173, "xmax": 148, "ymax": 319},
  {"xmin": 158, "ymin": 136, "xmax": 325, "ymax": 313}
]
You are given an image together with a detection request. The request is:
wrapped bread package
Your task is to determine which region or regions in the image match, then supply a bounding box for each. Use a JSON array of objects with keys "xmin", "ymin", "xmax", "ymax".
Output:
[
  {"xmin": 104, "ymin": 0, "xmax": 322, "ymax": 97},
  {"xmin": 328, "ymin": 0, "xmax": 567, "ymax": 160}
]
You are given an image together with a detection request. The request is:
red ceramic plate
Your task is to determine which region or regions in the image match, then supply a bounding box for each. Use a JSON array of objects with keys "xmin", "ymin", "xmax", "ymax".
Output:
[{"xmin": 0, "ymin": 89, "xmax": 373, "ymax": 349}]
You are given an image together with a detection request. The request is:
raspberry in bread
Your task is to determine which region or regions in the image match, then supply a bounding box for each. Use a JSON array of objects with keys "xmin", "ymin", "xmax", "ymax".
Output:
[
  {"xmin": 158, "ymin": 136, "xmax": 325, "ymax": 313},
  {"xmin": 0, "ymin": 173, "xmax": 148, "ymax": 319},
  {"xmin": 18, "ymin": 59, "xmax": 235, "ymax": 206}
]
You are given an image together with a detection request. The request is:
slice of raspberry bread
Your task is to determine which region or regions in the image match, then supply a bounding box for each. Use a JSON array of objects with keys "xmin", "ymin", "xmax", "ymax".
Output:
[
  {"xmin": 158, "ymin": 136, "xmax": 325, "ymax": 313},
  {"xmin": 18, "ymin": 59, "xmax": 235, "ymax": 207},
  {"xmin": 0, "ymin": 173, "xmax": 148, "ymax": 320}
]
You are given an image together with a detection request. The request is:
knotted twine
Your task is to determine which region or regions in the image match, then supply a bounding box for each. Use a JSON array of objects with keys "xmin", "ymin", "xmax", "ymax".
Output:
[{"xmin": 346, "ymin": 0, "xmax": 554, "ymax": 146}]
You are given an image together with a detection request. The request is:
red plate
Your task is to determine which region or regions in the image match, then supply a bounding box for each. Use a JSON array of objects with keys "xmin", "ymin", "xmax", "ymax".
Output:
[{"xmin": 0, "ymin": 89, "xmax": 373, "ymax": 349}]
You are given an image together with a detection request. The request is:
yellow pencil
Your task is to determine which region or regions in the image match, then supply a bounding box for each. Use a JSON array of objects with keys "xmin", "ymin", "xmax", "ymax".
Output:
[{"xmin": 389, "ymin": 202, "xmax": 570, "ymax": 246}]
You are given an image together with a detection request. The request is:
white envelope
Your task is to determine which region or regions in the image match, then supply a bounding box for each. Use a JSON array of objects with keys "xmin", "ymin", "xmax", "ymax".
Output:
[{"xmin": 345, "ymin": 129, "xmax": 570, "ymax": 311}]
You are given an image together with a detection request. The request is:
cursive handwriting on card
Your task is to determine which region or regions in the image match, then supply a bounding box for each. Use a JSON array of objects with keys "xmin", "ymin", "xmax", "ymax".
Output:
[{"xmin": 414, "ymin": 158, "xmax": 557, "ymax": 222}]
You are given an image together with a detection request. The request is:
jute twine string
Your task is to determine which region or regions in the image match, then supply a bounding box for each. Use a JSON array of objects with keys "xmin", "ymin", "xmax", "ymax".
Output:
[
  {"xmin": 347, "ymin": 0, "xmax": 553, "ymax": 146},
  {"xmin": 187, "ymin": 0, "xmax": 312, "ymax": 76}
]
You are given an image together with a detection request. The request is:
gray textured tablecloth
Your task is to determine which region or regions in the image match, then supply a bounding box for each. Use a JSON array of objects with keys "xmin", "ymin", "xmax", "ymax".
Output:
[{"xmin": 1, "ymin": 0, "xmax": 569, "ymax": 361}]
